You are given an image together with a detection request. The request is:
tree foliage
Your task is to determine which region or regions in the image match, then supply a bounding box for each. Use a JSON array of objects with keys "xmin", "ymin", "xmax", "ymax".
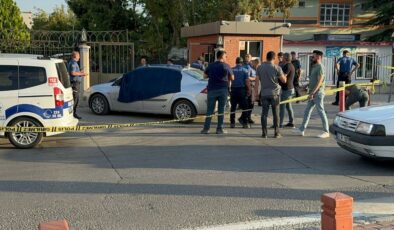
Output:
[
  {"xmin": 365, "ymin": 0, "xmax": 394, "ymax": 41},
  {"xmin": 65, "ymin": 0, "xmax": 297, "ymax": 62},
  {"xmin": 32, "ymin": 5, "xmax": 79, "ymax": 31},
  {"xmin": 0, "ymin": 0, "xmax": 30, "ymax": 46}
]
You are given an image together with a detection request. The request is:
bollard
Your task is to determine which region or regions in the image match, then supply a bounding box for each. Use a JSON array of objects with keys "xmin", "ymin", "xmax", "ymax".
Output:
[
  {"xmin": 321, "ymin": 192, "xmax": 353, "ymax": 230},
  {"xmin": 338, "ymin": 81, "xmax": 345, "ymax": 112},
  {"xmin": 39, "ymin": 219, "xmax": 69, "ymax": 230}
]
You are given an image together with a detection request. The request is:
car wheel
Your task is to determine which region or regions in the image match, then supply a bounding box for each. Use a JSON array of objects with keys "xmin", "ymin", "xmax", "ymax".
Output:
[
  {"xmin": 90, "ymin": 94, "xmax": 110, "ymax": 115},
  {"xmin": 172, "ymin": 100, "xmax": 196, "ymax": 123},
  {"xmin": 7, "ymin": 117, "xmax": 43, "ymax": 149}
]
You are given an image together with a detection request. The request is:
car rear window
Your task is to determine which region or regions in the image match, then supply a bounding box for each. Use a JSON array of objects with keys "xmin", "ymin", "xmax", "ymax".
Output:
[
  {"xmin": 183, "ymin": 69, "xmax": 206, "ymax": 81},
  {"xmin": 56, "ymin": 62, "xmax": 71, "ymax": 88},
  {"xmin": 18, "ymin": 66, "xmax": 47, "ymax": 89}
]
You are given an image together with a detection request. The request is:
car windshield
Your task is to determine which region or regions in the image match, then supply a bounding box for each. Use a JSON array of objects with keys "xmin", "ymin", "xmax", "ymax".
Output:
[{"xmin": 183, "ymin": 69, "xmax": 206, "ymax": 81}]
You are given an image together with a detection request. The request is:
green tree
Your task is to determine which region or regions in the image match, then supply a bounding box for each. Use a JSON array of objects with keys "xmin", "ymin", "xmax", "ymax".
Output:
[
  {"xmin": 364, "ymin": 0, "xmax": 394, "ymax": 41},
  {"xmin": 0, "ymin": 0, "xmax": 30, "ymax": 49},
  {"xmin": 32, "ymin": 5, "xmax": 79, "ymax": 31}
]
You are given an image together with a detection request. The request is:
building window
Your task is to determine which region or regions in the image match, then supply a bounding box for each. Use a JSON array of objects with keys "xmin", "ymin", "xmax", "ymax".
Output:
[
  {"xmin": 356, "ymin": 53, "xmax": 376, "ymax": 79},
  {"xmin": 239, "ymin": 41, "xmax": 262, "ymax": 59},
  {"xmin": 320, "ymin": 3, "xmax": 350, "ymax": 27},
  {"xmin": 299, "ymin": 1, "xmax": 306, "ymax": 8}
]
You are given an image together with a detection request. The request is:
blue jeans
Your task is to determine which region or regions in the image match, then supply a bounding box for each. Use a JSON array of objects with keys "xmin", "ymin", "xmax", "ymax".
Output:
[
  {"xmin": 204, "ymin": 88, "xmax": 228, "ymax": 130},
  {"xmin": 300, "ymin": 92, "xmax": 329, "ymax": 133},
  {"xmin": 279, "ymin": 89, "xmax": 295, "ymax": 126}
]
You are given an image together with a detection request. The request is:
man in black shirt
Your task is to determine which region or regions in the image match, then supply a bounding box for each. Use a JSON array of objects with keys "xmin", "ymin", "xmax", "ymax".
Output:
[
  {"xmin": 279, "ymin": 53, "xmax": 296, "ymax": 128},
  {"xmin": 291, "ymin": 51, "xmax": 302, "ymax": 100}
]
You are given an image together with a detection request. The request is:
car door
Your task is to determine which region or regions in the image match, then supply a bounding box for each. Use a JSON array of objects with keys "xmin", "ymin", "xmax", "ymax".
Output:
[
  {"xmin": 109, "ymin": 76, "xmax": 142, "ymax": 112},
  {"xmin": 142, "ymin": 68, "xmax": 181, "ymax": 114},
  {"xmin": 0, "ymin": 62, "xmax": 19, "ymax": 123}
]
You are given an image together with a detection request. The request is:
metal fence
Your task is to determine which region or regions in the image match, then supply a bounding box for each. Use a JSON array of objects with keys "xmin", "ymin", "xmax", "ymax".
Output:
[
  {"xmin": 0, "ymin": 30, "xmax": 135, "ymax": 79},
  {"xmin": 298, "ymin": 53, "xmax": 393, "ymax": 85}
]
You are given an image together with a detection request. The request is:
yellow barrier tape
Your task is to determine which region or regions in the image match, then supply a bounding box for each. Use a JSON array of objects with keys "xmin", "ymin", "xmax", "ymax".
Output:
[{"xmin": 0, "ymin": 81, "xmax": 381, "ymax": 133}]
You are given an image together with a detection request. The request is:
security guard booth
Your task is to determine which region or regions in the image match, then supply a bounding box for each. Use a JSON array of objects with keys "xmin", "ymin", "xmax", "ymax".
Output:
[{"xmin": 181, "ymin": 20, "xmax": 290, "ymax": 66}]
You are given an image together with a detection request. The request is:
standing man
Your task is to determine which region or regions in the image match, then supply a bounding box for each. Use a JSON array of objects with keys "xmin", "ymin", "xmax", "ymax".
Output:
[
  {"xmin": 294, "ymin": 50, "xmax": 330, "ymax": 138},
  {"xmin": 254, "ymin": 51, "xmax": 286, "ymax": 138},
  {"xmin": 201, "ymin": 50, "xmax": 234, "ymax": 134},
  {"xmin": 332, "ymin": 50, "xmax": 360, "ymax": 105},
  {"xmin": 279, "ymin": 53, "xmax": 296, "ymax": 128},
  {"xmin": 230, "ymin": 57, "xmax": 251, "ymax": 129},
  {"xmin": 68, "ymin": 51, "xmax": 86, "ymax": 119},
  {"xmin": 291, "ymin": 51, "xmax": 302, "ymax": 99},
  {"xmin": 278, "ymin": 52, "xmax": 285, "ymax": 68},
  {"xmin": 244, "ymin": 53, "xmax": 256, "ymax": 124}
]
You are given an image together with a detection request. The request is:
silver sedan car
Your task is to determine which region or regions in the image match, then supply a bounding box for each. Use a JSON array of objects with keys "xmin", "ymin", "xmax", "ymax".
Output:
[{"xmin": 87, "ymin": 65, "xmax": 208, "ymax": 122}]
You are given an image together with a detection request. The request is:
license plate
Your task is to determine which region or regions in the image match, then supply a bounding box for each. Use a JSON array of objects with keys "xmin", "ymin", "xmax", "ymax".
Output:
[{"xmin": 337, "ymin": 133, "xmax": 350, "ymax": 144}]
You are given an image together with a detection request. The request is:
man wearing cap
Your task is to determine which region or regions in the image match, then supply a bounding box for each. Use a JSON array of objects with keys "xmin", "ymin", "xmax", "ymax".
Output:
[
  {"xmin": 332, "ymin": 50, "xmax": 360, "ymax": 105},
  {"xmin": 230, "ymin": 57, "xmax": 251, "ymax": 128}
]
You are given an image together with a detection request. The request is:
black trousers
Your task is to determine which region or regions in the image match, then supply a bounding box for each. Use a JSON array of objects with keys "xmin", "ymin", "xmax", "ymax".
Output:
[
  {"xmin": 335, "ymin": 72, "xmax": 351, "ymax": 103},
  {"xmin": 261, "ymin": 95, "xmax": 280, "ymax": 136},
  {"xmin": 230, "ymin": 87, "xmax": 248, "ymax": 124},
  {"xmin": 71, "ymin": 81, "xmax": 80, "ymax": 115},
  {"xmin": 294, "ymin": 81, "xmax": 301, "ymax": 98},
  {"xmin": 246, "ymin": 95, "xmax": 254, "ymax": 121}
]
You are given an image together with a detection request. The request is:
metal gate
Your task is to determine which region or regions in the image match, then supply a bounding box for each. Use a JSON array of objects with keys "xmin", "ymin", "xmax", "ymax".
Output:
[{"xmin": 0, "ymin": 29, "xmax": 135, "ymax": 85}]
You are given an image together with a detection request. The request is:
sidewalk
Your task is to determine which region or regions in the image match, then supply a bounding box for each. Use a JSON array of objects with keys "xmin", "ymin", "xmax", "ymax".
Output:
[{"xmin": 355, "ymin": 220, "xmax": 394, "ymax": 230}]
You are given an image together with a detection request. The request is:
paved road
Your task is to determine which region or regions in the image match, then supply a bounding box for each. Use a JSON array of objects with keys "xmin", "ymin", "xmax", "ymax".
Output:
[{"xmin": 0, "ymin": 95, "xmax": 393, "ymax": 230}]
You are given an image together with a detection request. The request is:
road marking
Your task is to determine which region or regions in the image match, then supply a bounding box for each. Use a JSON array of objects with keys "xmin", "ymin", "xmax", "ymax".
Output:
[{"xmin": 185, "ymin": 214, "xmax": 320, "ymax": 230}]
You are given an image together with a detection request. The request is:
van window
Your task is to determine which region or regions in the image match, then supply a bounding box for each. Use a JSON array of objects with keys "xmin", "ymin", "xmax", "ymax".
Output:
[
  {"xmin": 56, "ymin": 62, "xmax": 71, "ymax": 88},
  {"xmin": 19, "ymin": 66, "xmax": 47, "ymax": 89},
  {"xmin": 0, "ymin": 65, "xmax": 18, "ymax": 91}
]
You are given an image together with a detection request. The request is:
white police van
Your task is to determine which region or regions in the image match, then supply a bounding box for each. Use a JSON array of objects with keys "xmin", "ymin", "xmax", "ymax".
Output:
[{"xmin": 0, "ymin": 54, "xmax": 78, "ymax": 148}]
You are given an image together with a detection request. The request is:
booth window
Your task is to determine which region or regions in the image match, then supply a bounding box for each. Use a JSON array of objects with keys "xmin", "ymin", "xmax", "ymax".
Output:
[
  {"xmin": 320, "ymin": 3, "xmax": 350, "ymax": 27},
  {"xmin": 356, "ymin": 53, "xmax": 375, "ymax": 79},
  {"xmin": 239, "ymin": 41, "xmax": 262, "ymax": 59}
]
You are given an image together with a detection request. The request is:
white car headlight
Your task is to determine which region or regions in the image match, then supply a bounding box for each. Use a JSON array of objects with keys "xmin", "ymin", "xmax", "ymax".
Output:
[
  {"xmin": 355, "ymin": 122, "xmax": 374, "ymax": 135},
  {"xmin": 333, "ymin": 116, "xmax": 341, "ymax": 126}
]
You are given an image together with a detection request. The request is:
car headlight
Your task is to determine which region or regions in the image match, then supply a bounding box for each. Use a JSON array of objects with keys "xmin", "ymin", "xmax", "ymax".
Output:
[
  {"xmin": 333, "ymin": 116, "xmax": 341, "ymax": 126},
  {"xmin": 356, "ymin": 122, "xmax": 374, "ymax": 135}
]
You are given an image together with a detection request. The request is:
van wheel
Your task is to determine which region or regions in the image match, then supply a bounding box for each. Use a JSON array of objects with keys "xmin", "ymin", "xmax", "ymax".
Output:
[
  {"xmin": 172, "ymin": 100, "xmax": 196, "ymax": 123},
  {"xmin": 7, "ymin": 117, "xmax": 43, "ymax": 149},
  {"xmin": 90, "ymin": 94, "xmax": 109, "ymax": 115}
]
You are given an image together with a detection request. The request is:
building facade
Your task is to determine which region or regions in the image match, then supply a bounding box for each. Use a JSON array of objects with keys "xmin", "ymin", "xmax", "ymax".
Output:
[
  {"xmin": 181, "ymin": 21, "xmax": 289, "ymax": 67},
  {"xmin": 262, "ymin": 0, "xmax": 392, "ymax": 84}
]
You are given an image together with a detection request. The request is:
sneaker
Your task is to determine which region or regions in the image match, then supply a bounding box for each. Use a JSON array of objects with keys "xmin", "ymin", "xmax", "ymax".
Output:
[
  {"xmin": 200, "ymin": 129, "xmax": 209, "ymax": 134},
  {"xmin": 248, "ymin": 119, "xmax": 255, "ymax": 124},
  {"xmin": 230, "ymin": 123, "xmax": 235, "ymax": 128},
  {"xmin": 285, "ymin": 123, "xmax": 295, "ymax": 128},
  {"xmin": 242, "ymin": 124, "xmax": 250, "ymax": 129},
  {"xmin": 317, "ymin": 132, "xmax": 330, "ymax": 138},
  {"xmin": 216, "ymin": 129, "xmax": 227, "ymax": 134},
  {"xmin": 261, "ymin": 134, "xmax": 268, "ymax": 139},
  {"xmin": 274, "ymin": 133, "xmax": 282, "ymax": 138},
  {"xmin": 331, "ymin": 102, "xmax": 339, "ymax": 106},
  {"xmin": 292, "ymin": 129, "xmax": 305, "ymax": 136}
]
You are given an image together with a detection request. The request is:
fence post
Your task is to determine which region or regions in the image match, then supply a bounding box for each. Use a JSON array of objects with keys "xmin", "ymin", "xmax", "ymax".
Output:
[
  {"xmin": 339, "ymin": 81, "xmax": 346, "ymax": 112},
  {"xmin": 79, "ymin": 43, "xmax": 90, "ymax": 94},
  {"xmin": 321, "ymin": 192, "xmax": 353, "ymax": 230}
]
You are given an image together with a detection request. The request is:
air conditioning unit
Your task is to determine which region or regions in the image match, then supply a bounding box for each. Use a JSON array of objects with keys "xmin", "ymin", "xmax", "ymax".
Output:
[{"xmin": 235, "ymin": 15, "xmax": 251, "ymax": 22}]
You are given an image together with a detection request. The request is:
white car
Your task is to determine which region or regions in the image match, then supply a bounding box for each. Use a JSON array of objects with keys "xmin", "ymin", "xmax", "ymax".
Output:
[
  {"xmin": 87, "ymin": 65, "xmax": 208, "ymax": 122},
  {"xmin": 0, "ymin": 54, "xmax": 78, "ymax": 148},
  {"xmin": 330, "ymin": 104, "xmax": 394, "ymax": 158}
]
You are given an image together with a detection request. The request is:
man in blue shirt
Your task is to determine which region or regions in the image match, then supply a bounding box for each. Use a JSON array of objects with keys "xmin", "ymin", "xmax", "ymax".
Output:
[
  {"xmin": 68, "ymin": 51, "xmax": 86, "ymax": 119},
  {"xmin": 332, "ymin": 50, "xmax": 360, "ymax": 105},
  {"xmin": 230, "ymin": 57, "xmax": 251, "ymax": 129},
  {"xmin": 201, "ymin": 50, "xmax": 234, "ymax": 135}
]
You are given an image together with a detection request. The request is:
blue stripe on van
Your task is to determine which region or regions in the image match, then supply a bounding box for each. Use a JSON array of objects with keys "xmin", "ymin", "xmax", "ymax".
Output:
[{"xmin": 5, "ymin": 101, "xmax": 72, "ymax": 120}]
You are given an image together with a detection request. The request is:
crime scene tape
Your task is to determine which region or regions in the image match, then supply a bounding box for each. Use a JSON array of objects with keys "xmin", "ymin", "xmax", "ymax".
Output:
[{"xmin": 0, "ymin": 81, "xmax": 381, "ymax": 133}]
